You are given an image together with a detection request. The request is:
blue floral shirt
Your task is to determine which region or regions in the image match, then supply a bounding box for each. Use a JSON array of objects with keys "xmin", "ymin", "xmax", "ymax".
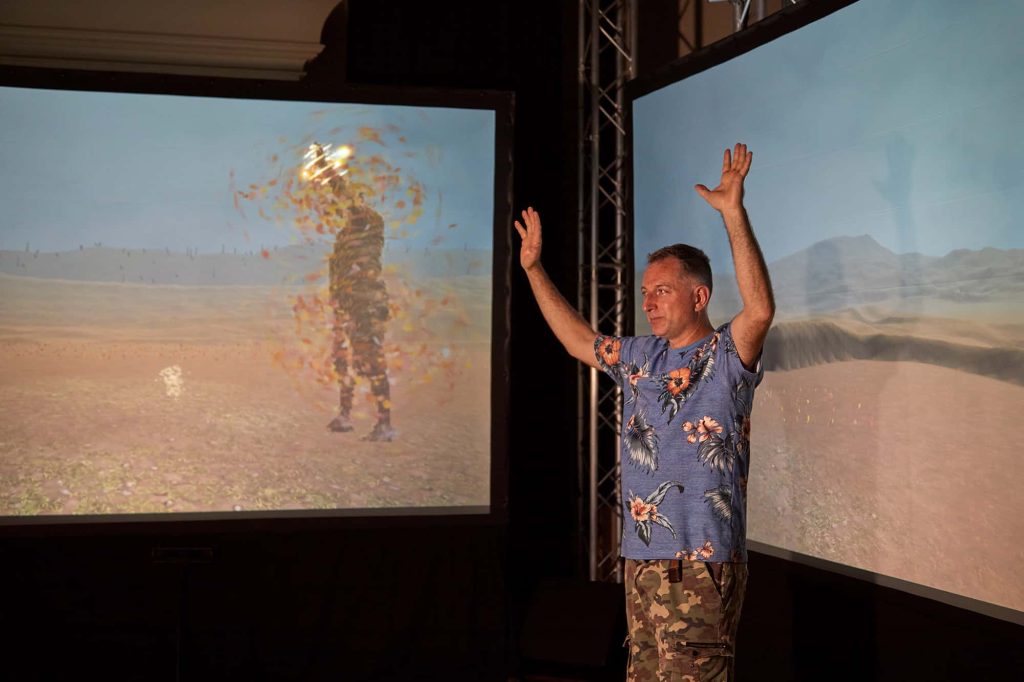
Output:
[{"xmin": 595, "ymin": 323, "xmax": 763, "ymax": 562}]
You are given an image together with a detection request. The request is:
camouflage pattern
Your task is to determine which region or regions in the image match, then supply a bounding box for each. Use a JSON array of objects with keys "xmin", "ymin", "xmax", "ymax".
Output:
[
  {"xmin": 624, "ymin": 559, "xmax": 747, "ymax": 681},
  {"xmin": 329, "ymin": 202, "xmax": 392, "ymax": 429}
]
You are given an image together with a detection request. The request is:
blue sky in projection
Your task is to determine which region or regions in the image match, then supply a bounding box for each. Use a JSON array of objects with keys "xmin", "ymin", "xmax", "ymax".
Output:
[
  {"xmin": 0, "ymin": 89, "xmax": 495, "ymax": 253},
  {"xmin": 633, "ymin": 0, "xmax": 1024, "ymax": 271}
]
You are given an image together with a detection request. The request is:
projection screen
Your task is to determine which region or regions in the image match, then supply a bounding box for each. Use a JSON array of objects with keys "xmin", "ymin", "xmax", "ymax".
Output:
[
  {"xmin": 0, "ymin": 73, "xmax": 510, "ymax": 523},
  {"xmin": 629, "ymin": 0, "xmax": 1023, "ymax": 619}
]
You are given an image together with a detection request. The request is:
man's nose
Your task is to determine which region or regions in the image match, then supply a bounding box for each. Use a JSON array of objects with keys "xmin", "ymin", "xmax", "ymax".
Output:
[{"xmin": 643, "ymin": 294, "xmax": 656, "ymax": 311}]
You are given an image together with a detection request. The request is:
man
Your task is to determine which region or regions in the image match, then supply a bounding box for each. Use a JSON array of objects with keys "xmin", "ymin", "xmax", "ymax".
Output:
[
  {"xmin": 515, "ymin": 144, "xmax": 774, "ymax": 680},
  {"xmin": 306, "ymin": 142, "xmax": 395, "ymax": 442}
]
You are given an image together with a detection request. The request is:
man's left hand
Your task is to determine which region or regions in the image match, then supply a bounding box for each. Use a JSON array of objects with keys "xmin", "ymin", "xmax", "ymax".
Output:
[{"xmin": 695, "ymin": 143, "xmax": 752, "ymax": 214}]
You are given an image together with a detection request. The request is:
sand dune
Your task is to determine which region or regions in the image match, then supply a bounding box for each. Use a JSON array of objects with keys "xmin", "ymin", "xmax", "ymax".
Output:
[{"xmin": 762, "ymin": 316, "xmax": 1024, "ymax": 385}]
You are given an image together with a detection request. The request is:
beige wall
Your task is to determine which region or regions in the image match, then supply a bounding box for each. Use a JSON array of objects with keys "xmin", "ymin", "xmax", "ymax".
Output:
[{"xmin": 0, "ymin": 0, "xmax": 340, "ymax": 79}]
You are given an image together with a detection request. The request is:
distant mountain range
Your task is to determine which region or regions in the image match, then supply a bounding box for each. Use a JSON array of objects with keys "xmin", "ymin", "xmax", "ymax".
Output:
[
  {"xmin": 701, "ymin": 235, "xmax": 1024, "ymax": 383},
  {"xmin": 6, "ymin": 234, "xmax": 1022, "ymax": 315},
  {"xmin": 709, "ymin": 235, "xmax": 1024, "ymax": 317},
  {"xmin": 0, "ymin": 244, "xmax": 492, "ymax": 286}
]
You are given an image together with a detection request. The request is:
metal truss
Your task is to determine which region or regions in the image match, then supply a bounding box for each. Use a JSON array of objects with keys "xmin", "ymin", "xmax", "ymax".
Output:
[
  {"xmin": 708, "ymin": 0, "xmax": 751, "ymax": 32},
  {"xmin": 676, "ymin": 0, "xmax": 703, "ymax": 54},
  {"xmin": 680, "ymin": 1, "xmax": 780, "ymax": 57},
  {"xmin": 578, "ymin": 0, "xmax": 635, "ymax": 582}
]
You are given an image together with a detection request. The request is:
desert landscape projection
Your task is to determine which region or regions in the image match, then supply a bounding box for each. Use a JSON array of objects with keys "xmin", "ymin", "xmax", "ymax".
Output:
[
  {"xmin": 631, "ymin": 0, "xmax": 1024, "ymax": 612},
  {"xmin": 0, "ymin": 87, "xmax": 496, "ymax": 517},
  {"xmin": 712, "ymin": 237, "xmax": 1023, "ymax": 613}
]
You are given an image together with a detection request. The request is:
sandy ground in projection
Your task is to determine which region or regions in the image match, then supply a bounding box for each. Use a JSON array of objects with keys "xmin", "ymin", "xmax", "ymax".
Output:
[
  {"xmin": 0, "ymin": 272, "xmax": 491, "ymax": 516},
  {"xmin": 748, "ymin": 359, "xmax": 1024, "ymax": 613}
]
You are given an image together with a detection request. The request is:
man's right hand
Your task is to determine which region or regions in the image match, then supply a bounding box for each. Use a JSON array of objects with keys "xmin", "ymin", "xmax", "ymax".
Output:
[
  {"xmin": 514, "ymin": 206, "xmax": 543, "ymax": 271},
  {"xmin": 513, "ymin": 205, "xmax": 600, "ymax": 369}
]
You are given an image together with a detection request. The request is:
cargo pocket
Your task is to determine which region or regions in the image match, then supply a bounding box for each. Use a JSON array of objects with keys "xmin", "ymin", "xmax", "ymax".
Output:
[{"xmin": 662, "ymin": 642, "xmax": 733, "ymax": 680}]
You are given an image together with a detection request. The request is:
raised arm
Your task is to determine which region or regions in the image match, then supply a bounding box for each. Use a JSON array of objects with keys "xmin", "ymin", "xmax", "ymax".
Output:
[
  {"xmin": 514, "ymin": 207, "xmax": 601, "ymax": 369},
  {"xmin": 694, "ymin": 143, "xmax": 775, "ymax": 369}
]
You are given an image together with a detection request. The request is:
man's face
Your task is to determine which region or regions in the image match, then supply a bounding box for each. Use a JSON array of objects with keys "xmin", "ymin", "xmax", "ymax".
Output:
[{"xmin": 640, "ymin": 257, "xmax": 705, "ymax": 347}]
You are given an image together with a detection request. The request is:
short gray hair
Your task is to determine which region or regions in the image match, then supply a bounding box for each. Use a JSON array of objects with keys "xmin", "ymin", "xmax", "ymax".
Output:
[{"xmin": 646, "ymin": 244, "xmax": 713, "ymax": 294}]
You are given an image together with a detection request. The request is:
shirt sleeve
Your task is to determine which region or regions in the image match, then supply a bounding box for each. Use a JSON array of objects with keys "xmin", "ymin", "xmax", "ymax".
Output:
[
  {"xmin": 717, "ymin": 322, "xmax": 765, "ymax": 388},
  {"xmin": 594, "ymin": 334, "xmax": 660, "ymax": 388},
  {"xmin": 594, "ymin": 334, "xmax": 624, "ymax": 381}
]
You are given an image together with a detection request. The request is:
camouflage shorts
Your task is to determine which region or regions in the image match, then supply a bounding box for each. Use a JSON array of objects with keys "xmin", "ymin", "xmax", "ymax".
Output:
[
  {"xmin": 624, "ymin": 559, "xmax": 748, "ymax": 682},
  {"xmin": 332, "ymin": 302, "xmax": 388, "ymax": 378}
]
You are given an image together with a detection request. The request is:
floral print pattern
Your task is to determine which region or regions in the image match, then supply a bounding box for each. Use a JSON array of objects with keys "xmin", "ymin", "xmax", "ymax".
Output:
[
  {"xmin": 704, "ymin": 485, "xmax": 733, "ymax": 523},
  {"xmin": 682, "ymin": 379, "xmax": 755, "ymax": 476},
  {"xmin": 594, "ymin": 324, "xmax": 761, "ymax": 560},
  {"xmin": 624, "ymin": 409, "xmax": 659, "ymax": 472},
  {"xmin": 627, "ymin": 480, "xmax": 685, "ymax": 546},
  {"xmin": 624, "ymin": 353, "xmax": 651, "ymax": 404},
  {"xmin": 675, "ymin": 540, "xmax": 715, "ymax": 561},
  {"xmin": 598, "ymin": 337, "xmax": 621, "ymax": 366},
  {"xmin": 683, "ymin": 416, "xmax": 724, "ymax": 444},
  {"xmin": 664, "ymin": 367, "xmax": 692, "ymax": 396},
  {"xmin": 655, "ymin": 333, "xmax": 719, "ymax": 421}
]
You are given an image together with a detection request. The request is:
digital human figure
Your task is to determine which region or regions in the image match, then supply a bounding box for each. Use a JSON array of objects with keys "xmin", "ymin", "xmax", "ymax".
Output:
[{"xmin": 306, "ymin": 142, "xmax": 395, "ymax": 441}]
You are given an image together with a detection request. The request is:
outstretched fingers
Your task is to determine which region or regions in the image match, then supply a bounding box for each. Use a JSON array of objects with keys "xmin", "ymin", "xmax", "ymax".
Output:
[
  {"xmin": 514, "ymin": 207, "xmax": 532, "ymax": 237},
  {"xmin": 514, "ymin": 221, "xmax": 526, "ymax": 239},
  {"xmin": 725, "ymin": 143, "xmax": 753, "ymax": 177},
  {"xmin": 733, "ymin": 143, "xmax": 750, "ymax": 176},
  {"xmin": 515, "ymin": 207, "xmax": 544, "ymax": 244},
  {"xmin": 516, "ymin": 207, "xmax": 544, "ymax": 270},
  {"xmin": 740, "ymin": 149, "xmax": 753, "ymax": 177}
]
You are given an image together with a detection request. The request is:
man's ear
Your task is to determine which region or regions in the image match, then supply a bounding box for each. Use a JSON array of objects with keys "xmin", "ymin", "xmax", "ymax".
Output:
[{"xmin": 693, "ymin": 284, "xmax": 711, "ymax": 312}]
